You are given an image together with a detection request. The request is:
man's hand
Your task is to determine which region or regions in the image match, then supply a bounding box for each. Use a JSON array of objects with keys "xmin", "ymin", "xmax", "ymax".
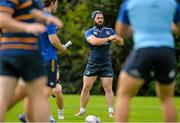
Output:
[
  {"xmin": 57, "ymin": 45, "xmax": 67, "ymax": 56},
  {"xmin": 109, "ymin": 35, "xmax": 124, "ymax": 45},
  {"xmin": 113, "ymin": 35, "xmax": 124, "ymax": 45},
  {"xmin": 24, "ymin": 23, "xmax": 45, "ymax": 35},
  {"xmin": 108, "ymin": 35, "xmax": 117, "ymax": 41},
  {"xmin": 61, "ymin": 45, "xmax": 67, "ymax": 52}
]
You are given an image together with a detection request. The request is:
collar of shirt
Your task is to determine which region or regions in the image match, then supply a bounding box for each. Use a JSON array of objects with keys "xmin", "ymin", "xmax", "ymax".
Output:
[{"xmin": 93, "ymin": 26, "xmax": 105, "ymax": 32}]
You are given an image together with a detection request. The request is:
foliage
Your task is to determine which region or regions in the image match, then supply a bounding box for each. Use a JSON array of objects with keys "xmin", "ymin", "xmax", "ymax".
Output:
[{"xmin": 56, "ymin": 0, "xmax": 180, "ymax": 96}]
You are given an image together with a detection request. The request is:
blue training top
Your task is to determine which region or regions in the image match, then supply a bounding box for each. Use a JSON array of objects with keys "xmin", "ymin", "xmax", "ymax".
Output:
[
  {"xmin": 117, "ymin": 0, "xmax": 180, "ymax": 50},
  {"xmin": 39, "ymin": 12, "xmax": 58, "ymax": 62},
  {"xmin": 85, "ymin": 26, "xmax": 115, "ymax": 63}
]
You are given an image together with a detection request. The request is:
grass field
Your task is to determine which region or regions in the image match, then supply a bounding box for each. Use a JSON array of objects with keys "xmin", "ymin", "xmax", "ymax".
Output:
[{"xmin": 5, "ymin": 95, "xmax": 180, "ymax": 122}]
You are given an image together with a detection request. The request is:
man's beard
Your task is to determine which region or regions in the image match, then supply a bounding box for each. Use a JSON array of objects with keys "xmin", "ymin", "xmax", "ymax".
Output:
[{"xmin": 94, "ymin": 21, "xmax": 104, "ymax": 28}]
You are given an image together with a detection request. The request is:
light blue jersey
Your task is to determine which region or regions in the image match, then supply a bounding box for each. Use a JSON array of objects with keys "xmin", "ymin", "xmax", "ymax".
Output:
[{"xmin": 117, "ymin": 0, "xmax": 180, "ymax": 50}]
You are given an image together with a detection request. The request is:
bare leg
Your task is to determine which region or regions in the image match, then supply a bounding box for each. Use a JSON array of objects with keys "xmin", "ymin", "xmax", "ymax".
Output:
[
  {"xmin": 8, "ymin": 84, "xmax": 27, "ymax": 110},
  {"xmin": 156, "ymin": 82, "xmax": 177, "ymax": 122},
  {"xmin": 0, "ymin": 76, "xmax": 17, "ymax": 121},
  {"xmin": 24, "ymin": 97, "xmax": 34, "ymax": 121},
  {"xmin": 115, "ymin": 72, "xmax": 144, "ymax": 122},
  {"xmin": 101, "ymin": 77, "xmax": 114, "ymax": 108},
  {"xmin": 52, "ymin": 84, "xmax": 64, "ymax": 119},
  {"xmin": 80, "ymin": 76, "xmax": 97, "ymax": 108},
  {"xmin": 53, "ymin": 84, "xmax": 64, "ymax": 109},
  {"xmin": 26, "ymin": 76, "xmax": 50, "ymax": 121}
]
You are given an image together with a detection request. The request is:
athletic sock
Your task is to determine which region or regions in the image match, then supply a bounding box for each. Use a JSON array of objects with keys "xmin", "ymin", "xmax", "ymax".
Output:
[
  {"xmin": 58, "ymin": 109, "xmax": 63, "ymax": 115},
  {"xmin": 80, "ymin": 108, "xmax": 86, "ymax": 113},
  {"xmin": 108, "ymin": 107, "xmax": 114, "ymax": 113}
]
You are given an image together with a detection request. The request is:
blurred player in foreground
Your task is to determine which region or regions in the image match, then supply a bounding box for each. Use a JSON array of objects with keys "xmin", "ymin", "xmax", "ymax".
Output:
[
  {"xmin": 0, "ymin": 0, "xmax": 64, "ymax": 121},
  {"xmin": 17, "ymin": 0, "xmax": 67, "ymax": 122},
  {"xmin": 0, "ymin": 0, "xmax": 49, "ymax": 121},
  {"xmin": 115, "ymin": 0, "xmax": 180, "ymax": 122}
]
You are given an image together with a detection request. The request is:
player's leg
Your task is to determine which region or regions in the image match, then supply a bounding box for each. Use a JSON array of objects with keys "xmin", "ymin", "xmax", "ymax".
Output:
[
  {"xmin": 81, "ymin": 76, "xmax": 97, "ymax": 108},
  {"xmin": 23, "ymin": 97, "xmax": 34, "ymax": 122},
  {"xmin": 0, "ymin": 56, "xmax": 19, "ymax": 121},
  {"xmin": 20, "ymin": 53, "xmax": 50, "ymax": 121},
  {"xmin": 74, "ymin": 76, "xmax": 97, "ymax": 116},
  {"xmin": 155, "ymin": 82, "xmax": 177, "ymax": 122},
  {"xmin": 18, "ymin": 87, "xmax": 53, "ymax": 122},
  {"xmin": 99, "ymin": 62, "xmax": 115, "ymax": 117},
  {"xmin": 52, "ymin": 83, "xmax": 64, "ymax": 119},
  {"xmin": 0, "ymin": 76, "xmax": 17, "ymax": 121},
  {"xmin": 8, "ymin": 78, "xmax": 27, "ymax": 110},
  {"xmin": 154, "ymin": 47, "xmax": 177, "ymax": 122},
  {"xmin": 26, "ymin": 76, "xmax": 50, "ymax": 121},
  {"xmin": 20, "ymin": 60, "xmax": 57, "ymax": 122},
  {"xmin": 115, "ymin": 49, "xmax": 149, "ymax": 122},
  {"xmin": 18, "ymin": 97, "xmax": 34, "ymax": 122},
  {"xmin": 115, "ymin": 71, "xmax": 144, "ymax": 122},
  {"xmin": 75, "ymin": 62, "xmax": 98, "ymax": 116},
  {"xmin": 101, "ymin": 77, "xmax": 114, "ymax": 117}
]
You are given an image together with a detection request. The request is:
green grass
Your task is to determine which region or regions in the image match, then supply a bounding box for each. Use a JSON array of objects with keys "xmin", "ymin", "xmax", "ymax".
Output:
[{"xmin": 5, "ymin": 95, "xmax": 180, "ymax": 122}]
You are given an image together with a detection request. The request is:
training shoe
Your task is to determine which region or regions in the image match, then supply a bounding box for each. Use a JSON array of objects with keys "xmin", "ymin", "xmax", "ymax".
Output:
[
  {"xmin": 109, "ymin": 112, "xmax": 114, "ymax": 118},
  {"xmin": 49, "ymin": 115, "xmax": 56, "ymax": 123},
  {"xmin": 18, "ymin": 113, "xmax": 27, "ymax": 123},
  {"xmin": 74, "ymin": 111, "xmax": 85, "ymax": 116}
]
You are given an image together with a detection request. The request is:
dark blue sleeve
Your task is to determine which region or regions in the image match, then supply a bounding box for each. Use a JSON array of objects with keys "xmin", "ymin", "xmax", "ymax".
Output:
[
  {"xmin": 117, "ymin": 1, "xmax": 130, "ymax": 25},
  {"xmin": 174, "ymin": 4, "xmax": 180, "ymax": 23},
  {"xmin": 46, "ymin": 24, "xmax": 57, "ymax": 35},
  {"xmin": 109, "ymin": 28, "xmax": 116, "ymax": 35},
  {"xmin": 85, "ymin": 29, "xmax": 93, "ymax": 41},
  {"xmin": 32, "ymin": 0, "xmax": 43, "ymax": 10}
]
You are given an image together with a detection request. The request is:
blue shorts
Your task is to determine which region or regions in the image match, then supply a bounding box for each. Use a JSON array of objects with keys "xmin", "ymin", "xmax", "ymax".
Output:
[
  {"xmin": 0, "ymin": 51, "xmax": 45, "ymax": 82},
  {"xmin": 84, "ymin": 61, "xmax": 114, "ymax": 77},
  {"xmin": 122, "ymin": 47, "xmax": 176, "ymax": 84},
  {"xmin": 44, "ymin": 60, "xmax": 58, "ymax": 88}
]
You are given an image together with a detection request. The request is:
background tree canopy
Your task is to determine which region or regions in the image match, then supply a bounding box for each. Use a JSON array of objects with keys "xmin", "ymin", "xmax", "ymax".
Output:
[{"xmin": 56, "ymin": 0, "xmax": 180, "ymax": 96}]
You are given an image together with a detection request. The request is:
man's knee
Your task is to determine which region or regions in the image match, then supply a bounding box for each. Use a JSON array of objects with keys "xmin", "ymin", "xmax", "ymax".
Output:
[
  {"xmin": 54, "ymin": 84, "xmax": 62, "ymax": 94},
  {"xmin": 103, "ymin": 84, "xmax": 112, "ymax": 93},
  {"xmin": 82, "ymin": 85, "xmax": 92, "ymax": 93}
]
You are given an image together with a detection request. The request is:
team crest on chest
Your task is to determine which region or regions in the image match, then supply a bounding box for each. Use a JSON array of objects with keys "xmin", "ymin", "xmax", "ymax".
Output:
[
  {"xmin": 106, "ymin": 31, "xmax": 110, "ymax": 35},
  {"xmin": 93, "ymin": 31, "xmax": 98, "ymax": 35}
]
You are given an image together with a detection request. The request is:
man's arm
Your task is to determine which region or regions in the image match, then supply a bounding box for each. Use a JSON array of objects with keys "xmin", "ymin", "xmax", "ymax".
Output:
[
  {"xmin": 31, "ymin": 9, "xmax": 64, "ymax": 28},
  {"xmin": 115, "ymin": 21, "xmax": 132, "ymax": 38},
  {"xmin": 0, "ymin": 13, "xmax": 45, "ymax": 34},
  {"xmin": 115, "ymin": 1, "xmax": 132, "ymax": 38},
  {"xmin": 49, "ymin": 34, "xmax": 66, "ymax": 53},
  {"xmin": 87, "ymin": 35, "xmax": 118, "ymax": 45}
]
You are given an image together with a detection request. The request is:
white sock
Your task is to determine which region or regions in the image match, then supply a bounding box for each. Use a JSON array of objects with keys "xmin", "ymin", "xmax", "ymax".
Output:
[
  {"xmin": 58, "ymin": 109, "xmax": 63, "ymax": 114},
  {"xmin": 80, "ymin": 108, "xmax": 86, "ymax": 113},
  {"xmin": 49, "ymin": 115, "xmax": 55, "ymax": 120},
  {"xmin": 108, "ymin": 107, "xmax": 114, "ymax": 113}
]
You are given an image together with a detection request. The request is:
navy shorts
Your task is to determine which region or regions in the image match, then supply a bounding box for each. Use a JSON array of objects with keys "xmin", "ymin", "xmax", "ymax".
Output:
[
  {"xmin": 84, "ymin": 61, "xmax": 114, "ymax": 77},
  {"xmin": 44, "ymin": 60, "xmax": 58, "ymax": 88},
  {"xmin": 0, "ymin": 51, "xmax": 45, "ymax": 82},
  {"xmin": 122, "ymin": 47, "xmax": 176, "ymax": 84}
]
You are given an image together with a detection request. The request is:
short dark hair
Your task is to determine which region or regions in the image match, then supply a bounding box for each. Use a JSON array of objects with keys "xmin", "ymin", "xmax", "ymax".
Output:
[{"xmin": 43, "ymin": 0, "xmax": 57, "ymax": 7}]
